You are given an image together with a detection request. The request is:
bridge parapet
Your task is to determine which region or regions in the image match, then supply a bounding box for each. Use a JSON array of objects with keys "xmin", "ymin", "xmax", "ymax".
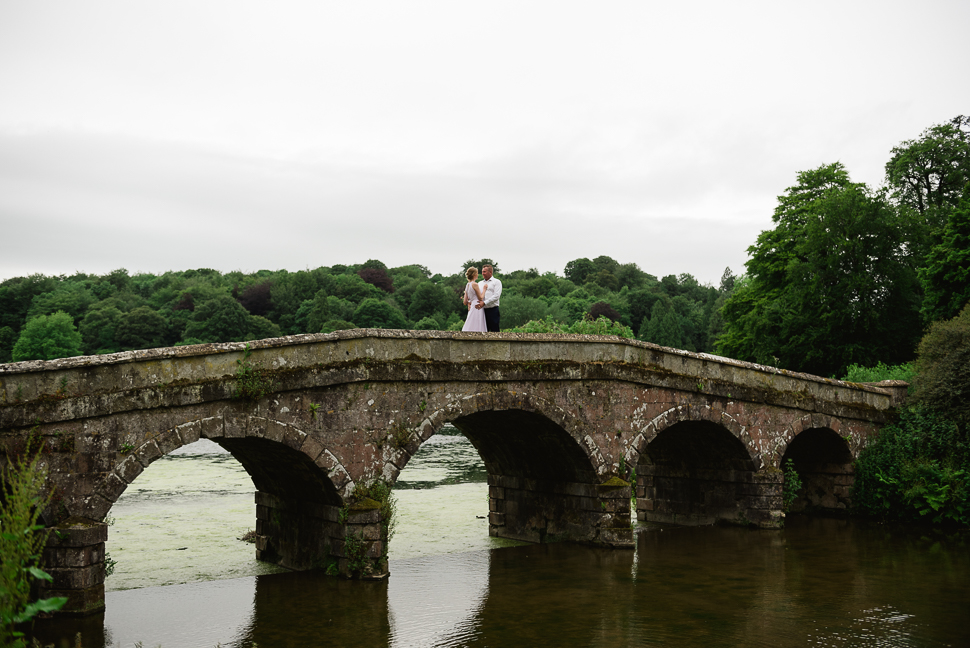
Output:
[{"xmin": 0, "ymin": 329, "xmax": 897, "ymax": 428}]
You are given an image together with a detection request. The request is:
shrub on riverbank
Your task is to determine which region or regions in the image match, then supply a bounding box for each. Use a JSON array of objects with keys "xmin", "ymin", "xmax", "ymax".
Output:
[
  {"xmin": 1, "ymin": 443, "xmax": 67, "ymax": 646},
  {"xmin": 852, "ymin": 406, "xmax": 969, "ymax": 526}
]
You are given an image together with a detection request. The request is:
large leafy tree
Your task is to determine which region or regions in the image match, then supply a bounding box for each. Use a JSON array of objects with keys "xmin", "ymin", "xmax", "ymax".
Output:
[
  {"xmin": 115, "ymin": 306, "xmax": 169, "ymax": 350},
  {"xmin": 912, "ymin": 303, "xmax": 970, "ymax": 429},
  {"xmin": 716, "ymin": 163, "xmax": 922, "ymax": 377},
  {"xmin": 183, "ymin": 295, "xmax": 253, "ymax": 343},
  {"xmin": 79, "ymin": 305, "xmax": 124, "ymax": 354},
  {"xmin": 886, "ymin": 115, "xmax": 970, "ymax": 220},
  {"xmin": 919, "ymin": 188, "xmax": 970, "ymax": 322},
  {"xmin": 11, "ymin": 311, "xmax": 83, "ymax": 361},
  {"xmin": 353, "ymin": 299, "xmax": 408, "ymax": 329}
]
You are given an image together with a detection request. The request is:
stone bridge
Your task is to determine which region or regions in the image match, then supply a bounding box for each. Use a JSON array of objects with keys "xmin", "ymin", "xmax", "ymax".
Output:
[{"xmin": 0, "ymin": 330, "xmax": 905, "ymax": 615}]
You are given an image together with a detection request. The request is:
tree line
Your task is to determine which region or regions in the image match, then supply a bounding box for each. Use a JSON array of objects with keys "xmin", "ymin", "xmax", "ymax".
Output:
[{"xmin": 0, "ymin": 256, "xmax": 736, "ymax": 364}]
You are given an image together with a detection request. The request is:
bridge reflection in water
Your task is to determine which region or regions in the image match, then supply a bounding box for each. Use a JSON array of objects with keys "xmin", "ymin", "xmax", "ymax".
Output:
[{"xmin": 35, "ymin": 520, "xmax": 970, "ymax": 647}]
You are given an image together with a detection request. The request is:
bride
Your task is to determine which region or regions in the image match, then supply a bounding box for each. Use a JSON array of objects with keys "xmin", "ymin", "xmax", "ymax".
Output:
[{"xmin": 461, "ymin": 266, "xmax": 488, "ymax": 332}]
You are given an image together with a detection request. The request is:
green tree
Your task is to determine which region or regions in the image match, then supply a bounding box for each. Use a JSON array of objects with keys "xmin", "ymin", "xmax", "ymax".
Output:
[
  {"xmin": 461, "ymin": 259, "xmax": 500, "ymax": 275},
  {"xmin": 716, "ymin": 164, "xmax": 922, "ymax": 377},
  {"xmin": 183, "ymin": 295, "xmax": 252, "ymax": 343},
  {"xmin": 353, "ymin": 299, "xmax": 408, "ymax": 329},
  {"xmin": 912, "ymin": 303, "xmax": 970, "ymax": 429},
  {"xmin": 886, "ymin": 115, "xmax": 970, "ymax": 220},
  {"xmin": 412, "ymin": 316, "xmax": 440, "ymax": 330},
  {"xmin": 0, "ymin": 274, "xmax": 59, "ymax": 332},
  {"xmin": 115, "ymin": 306, "xmax": 168, "ymax": 350},
  {"xmin": 79, "ymin": 305, "xmax": 123, "ymax": 354},
  {"xmin": 0, "ymin": 326, "xmax": 16, "ymax": 363},
  {"xmin": 643, "ymin": 300, "xmax": 685, "ymax": 349},
  {"xmin": 919, "ymin": 188, "xmax": 970, "ymax": 322},
  {"xmin": 407, "ymin": 282, "xmax": 449, "ymax": 322},
  {"xmin": 294, "ymin": 290, "xmax": 331, "ymax": 334},
  {"xmin": 320, "ymin": 319, "xmax": 356, "ymax": 333},
  {"xmin": 852, "ymin": 405, "xmax": 969, "ymax": 525},
  {"xmin": 11, "ymin": 311, "xmax": 83, "ymax": 361},
  {"xmin": 564, "ymin": 258, "xmax": 595, "ymax": 285}
]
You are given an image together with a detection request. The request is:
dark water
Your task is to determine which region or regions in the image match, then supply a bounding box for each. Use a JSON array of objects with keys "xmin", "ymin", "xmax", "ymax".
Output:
[{"xmin": 30, "ymin": 434, "xmax": 970, "ymax": 648}]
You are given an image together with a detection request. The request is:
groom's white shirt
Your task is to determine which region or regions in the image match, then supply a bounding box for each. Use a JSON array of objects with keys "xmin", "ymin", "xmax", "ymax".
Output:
[{"xmin": 479, "ymin": 277, "xmax": 502, "ymax": 308}]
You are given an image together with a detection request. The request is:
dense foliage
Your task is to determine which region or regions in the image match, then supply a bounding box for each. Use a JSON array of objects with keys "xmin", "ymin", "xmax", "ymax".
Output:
[
  {"xmin": 716, "ymin": 116, "xmax": 970, "ymax": 378},
  {"xmin": 1, "ymin": 443, "xmax": 67, "ymax": 646},
  {"xmin": 911, "ymin": 303, "xmax": 970, "ymax": 429},
  {"xmin": 0, "ymin": 257, "xmax": 732, "ymax": 364},
  {"xmin": 842, "ymin": 362, "xmax": 915, "ymax": 384},
  {"xmin": 852, "ymin": 405, "xmax": 969, "ymax": 526}
]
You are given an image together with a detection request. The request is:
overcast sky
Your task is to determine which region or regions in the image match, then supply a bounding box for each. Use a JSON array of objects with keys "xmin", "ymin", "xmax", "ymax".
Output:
[{"xmin": 1, "ymin": 1, "xmax": 968, "ymax": 285}]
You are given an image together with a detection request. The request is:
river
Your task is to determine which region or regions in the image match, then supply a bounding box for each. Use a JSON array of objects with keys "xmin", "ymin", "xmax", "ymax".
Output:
[{"xmin": 30, "ymin": 429, "xmax": 970, "ymax": 647}]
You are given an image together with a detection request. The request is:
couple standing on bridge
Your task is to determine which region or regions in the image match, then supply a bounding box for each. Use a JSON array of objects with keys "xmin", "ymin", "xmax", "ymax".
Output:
[{"xmin": 461, "ymin": 264, "xmax": 502, "ymax": 332}]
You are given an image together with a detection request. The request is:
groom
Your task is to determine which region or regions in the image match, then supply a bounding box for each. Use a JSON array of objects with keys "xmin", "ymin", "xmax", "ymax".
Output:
[{"xmin": 474, "ymin": 264, "xmax": 502, "ymax": 332}]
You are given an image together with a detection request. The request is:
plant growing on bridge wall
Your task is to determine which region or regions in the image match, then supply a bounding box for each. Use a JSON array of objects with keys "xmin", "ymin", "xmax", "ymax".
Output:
[
  {"xmin": 1, "ymin": 443, "xmax": 67, "ymax": 646},
  {"xmin": 782, "ymin": 460, "xmax": 803, "ymax": 512},
  {"xmin": 232, "ymin": 344, "xmax": 278, "ymax": 402}
]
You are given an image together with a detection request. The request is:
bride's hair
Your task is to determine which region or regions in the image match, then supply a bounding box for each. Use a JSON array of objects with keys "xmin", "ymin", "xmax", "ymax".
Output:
[{"xmin": 465, "ymin": 267, "xmax": 478, "ymax": 281}]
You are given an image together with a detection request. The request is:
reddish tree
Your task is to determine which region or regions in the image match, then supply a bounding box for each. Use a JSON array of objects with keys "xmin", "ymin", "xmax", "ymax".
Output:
[
  {"xmin": 358, "ymin": 268, "xmax": 394, "ymax": 293},
  {"xmin": 238, "ymin": 281, "xmax": 275, "ymax": 316},
  {"xmin": 588, "ymin": 301, "xmax": 622, "ymax": 323}
]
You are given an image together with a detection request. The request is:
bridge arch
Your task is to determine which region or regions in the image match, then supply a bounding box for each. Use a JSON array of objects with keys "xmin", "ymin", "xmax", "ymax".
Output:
[
  {"xmin": 92, "ymin": 413, "xmax": 355, "ymax": 571},
  {"xmin": 628, "ymin": 402, "xmax": 756, "ymax": 469},
  {"xmin": 780, "ymin": 426, "xmax": 854, "ymax": 515},
  {"xmin": 387, "ymin": 390, "xmax": 619, "ymax": 546}
]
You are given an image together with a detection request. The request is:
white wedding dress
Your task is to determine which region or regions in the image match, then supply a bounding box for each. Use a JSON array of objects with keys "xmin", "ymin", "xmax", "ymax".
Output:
[{"xmin": 461, "ymin": 282, "xmax": 487, "ymax": 332}]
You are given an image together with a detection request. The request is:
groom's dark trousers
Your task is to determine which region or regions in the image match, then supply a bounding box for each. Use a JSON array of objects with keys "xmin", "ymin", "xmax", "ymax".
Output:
[{"xmin": 484, "ymin": 307, "xmax": 501, "ymax": 332}]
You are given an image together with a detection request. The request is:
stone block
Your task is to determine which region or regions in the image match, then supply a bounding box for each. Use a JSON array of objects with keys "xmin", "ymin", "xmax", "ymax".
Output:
[
  {"xmin": 176, "ymin": 420, "xmax": 202, "ymax": 445},
  {"xmin": 347, "ymin": 508, "xmax": 379, "ymax": 525},
  {"xmin": 154, "ymin": 428, "xmax": 182, "ymax": 456},
  {"xmin": 598, "ymin": 527, "xmax": 634, "ymax": 547},
  {"xmin": 489, "ymin": 512, "xmax": 505, "ymax": 526},
  {"xmin": 488, "ymin": 485, "xmax": 505, "ymax": 499},
  {"xmin": 47, "ymin": 563, "xmax": 104, "ymax": 590},
  {"xmin": 200, "ymin": 416, "xmax": 223, "ymax": 439},
  {"xmin": 44, "ymin": 543, "xmax": 104, "ymax": 569},
  {"xmin": 299, "ymin": 434, "xmax": 325, "ymax": 463},
  {"xmin": 135, "ymin": 438, "xmax": 162, "ymax": 466},
  {"xmin": 46, "ymin": 518, "xmax": 108, "ymax": 548},
  {"xmin": 117, "ymin": 455, "xmax": 143, "ymax": 483},
  {"xmin": 99, "ymin": 471, "xmax": 127, "ymax": 503},
  {"xmin": 40, "ymin": 585, "xmax": 105, "ymax": 617},
  {"xmin": 279, "ymin": 426, "xmax": 305, "ymax": 450}
]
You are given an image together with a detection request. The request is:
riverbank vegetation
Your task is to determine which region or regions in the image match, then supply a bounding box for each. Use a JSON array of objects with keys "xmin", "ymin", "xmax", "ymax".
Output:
[{"xmin": 1, "ymin": 442, "xmax": 67, "ymax": 646}]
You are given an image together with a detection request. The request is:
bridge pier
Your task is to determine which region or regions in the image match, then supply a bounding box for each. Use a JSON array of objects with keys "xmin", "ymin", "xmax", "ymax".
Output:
[
  {"xmin": 40, "ymin": 517, "xmax": 108, "ymax": 617},
  {"xmin": 254, "ymin": 492, "xmax": 388, "ymax": 578},
  {"xmin": 488, "ymin": 475, "xmax": 634, "ymax": 547},
  {"xmin": 636, "ymin": 466, "xmax": 784, "ymax": 528}
]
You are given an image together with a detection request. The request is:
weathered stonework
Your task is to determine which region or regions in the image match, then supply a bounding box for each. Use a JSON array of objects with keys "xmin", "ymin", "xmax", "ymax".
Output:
[{"xmin": 0, "ymin": 329, "xmax": 900, "ymax": 615}]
